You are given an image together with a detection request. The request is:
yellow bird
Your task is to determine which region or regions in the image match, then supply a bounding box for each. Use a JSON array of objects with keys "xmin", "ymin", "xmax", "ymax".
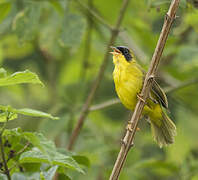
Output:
[{"xmin": 111, "ymin": 46, "xmax": 176, "ymax": 147}]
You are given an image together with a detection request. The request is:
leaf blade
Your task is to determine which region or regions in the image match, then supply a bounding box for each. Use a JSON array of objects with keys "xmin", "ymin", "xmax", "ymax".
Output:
[
  {"xmin": 0, "ymin": 70, "xmax": 43, "ymax": 87},
  {"xmin": 16, "ymin": 108, "xmax": 58, "ymax": 120}
]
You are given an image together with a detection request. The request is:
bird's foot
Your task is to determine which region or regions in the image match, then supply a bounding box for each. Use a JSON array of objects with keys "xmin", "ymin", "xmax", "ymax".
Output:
[{"xmin": 137, "ymin": 93, "xmax": 146, "ymax": 103}]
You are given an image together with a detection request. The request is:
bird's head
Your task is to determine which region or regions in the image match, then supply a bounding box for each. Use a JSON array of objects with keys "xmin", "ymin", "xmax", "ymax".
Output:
[{"xmin": 110, "ymin": 46, "xmax": 133, "ymax": 65}]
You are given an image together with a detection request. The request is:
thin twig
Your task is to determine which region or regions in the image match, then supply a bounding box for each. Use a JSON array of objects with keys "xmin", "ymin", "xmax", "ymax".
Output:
[
  {"xmin": 76, "ymin": 0, "xmax": 149, "ymax": 65},
  {"xmin": 6, "ymin": 142, "xmax": 30, "ymax": 172},
  {"xmin": 109, "ymin": 0, "xmax": 180, "ymax": 179},
  {"xmin": 90, "ymin": 98, "xmax": 120, "ymax": 111},
  {"xmin": 0, "ymin": 116, "xmax": 11, "ymax": 180},
  {"xmin": 67, "ymin": 0, "xmax": 131, "ymax": 150},
  {"xmin": 7, "ymin": 142, "xmax": 30, "ymax": 163},
  {"xmin": 76, "ymin": 0, "xmax": 113, "ymax": 30},
  {"xmin": 89, "ymin": 78, "xmax": 198, "ymax": 111},
  {"xmin": 16, "ymin": 142, "xmax": 30, "ymax": 156}
]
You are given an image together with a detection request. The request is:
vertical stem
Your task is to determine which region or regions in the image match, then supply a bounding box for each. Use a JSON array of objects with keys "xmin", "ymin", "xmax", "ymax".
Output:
[
  {"xmin": 109, "ymin": 0, "xmax": 180, "ymax": 179},
  {"xmin": 0, "ymin": 116, "xmax": 11, "ymax": 180},
  {"xmin": 0, "ymin": 136, "xmax": 11, "ymax": 180},
  {"xmin": 67, "ymin": 0, "xmax": 130, "ymax": 150}
]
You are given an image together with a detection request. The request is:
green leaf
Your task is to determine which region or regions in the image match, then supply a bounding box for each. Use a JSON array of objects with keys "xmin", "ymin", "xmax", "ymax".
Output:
[
  {"xmin": 0, "ymin": 2, "xmax": 11, "ymax": 24},
  {"xmin": 0, "ymin": 104, "xmax": 57, "ymax": 121},
  {"xmin": 0, "ymin": 70, "xmax": 43, "ymax": 87},
  {"xmin": 0, "ymin": 112, "xmax": 17, "ymax": 122},
  {"xmin": 22, "ymin": 132, "xmax": 83, "ymax": 173},
  {"xmin": 19, "ymin": 149, "xmax": 52, "ymax": 164},
  {"xmin": 21, "ymin": 133, "xmax": 84, "ymax": 174},
  {"xmin": 59, "ymin": 13, "xmax": 85, "ymax": 48},
  {"xmin": 72, "ymin": 155, "xmax": 90, "ymax": 167},
  {"xmin": 0, "ymin": 105, "xmax": 18, "ymax": 122},
  {"xmin": 57, "ymin": 148, "xmax": 90, "ymax": 167},
  {"xmin": 3, "ymin": 127, "xmax": 22, "ymax": 136},
  {"xmin": 42, "ymin": 166, "xmax": 58, "ymax": 180},
  {"xmin": 19, "ymin": 148, "xmax": 84, "ymax": 174},
  {"xmin": 22, "ymin": 132, "xmax": 55, "ymax": 159},
  {"xmin": 2, "ymin": 128, "xmax": 32, "ymax": 174},
  {"xmin": 16, "ymin": 108, "xmax": 58, "ymax": 120},
  {"xmin": 3, "ymin": 128, "xmax": 24, "ymax": 148}
]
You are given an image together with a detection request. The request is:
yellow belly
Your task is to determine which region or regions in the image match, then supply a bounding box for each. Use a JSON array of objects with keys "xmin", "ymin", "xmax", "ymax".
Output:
[
  {"xmin": 113, "ymin": 63, "xmax": 143, "ymax": 110},
  {"xmin": 113, "ymin": 62, "xmax": 163, "ymax": 126}
]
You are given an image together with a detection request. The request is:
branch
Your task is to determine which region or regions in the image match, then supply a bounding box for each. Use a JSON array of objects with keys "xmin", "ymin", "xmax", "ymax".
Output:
[
  {"xmin": 8, "ymin": 142, "xmax": 30, "ymax": 172},
  {"xmin": 109, "ymin": 0, "xmax": 181, "ymax": 179},
  {"xmin": 76, "ymin": 0, "xmax": 113, "ymax": 30},
  {"xmin": 67, "ymin": 0, "xmax": 130, "ymax": 151},
  {"xmin": 89, "ymin": 78, "xmax": 198, "ymax": 111},
  {"xmin": 0, "ymin": 116, "xmax": 11, "ymax": 180},
  {"xmin": 7, "ymin": 142, "xmax": 30, "ymax": 163},
  {"xmin": 89, "ymin": 98, "xmax": 120, "ymax": 111},
  {"xmin": 76, "ymin": 0, "xmax": 148, "ymax": 65}
]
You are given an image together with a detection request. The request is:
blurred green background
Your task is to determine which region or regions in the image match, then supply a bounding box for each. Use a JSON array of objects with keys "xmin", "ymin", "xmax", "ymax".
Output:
[{"xmin": 1, "ymin": 0, "xmax": 198, "ymax": 179}]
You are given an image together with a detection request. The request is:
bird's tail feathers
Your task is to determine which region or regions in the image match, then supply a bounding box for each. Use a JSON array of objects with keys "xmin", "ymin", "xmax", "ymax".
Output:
[{"xmin": 150, "ymin": 112, "xmax": 176, "ymax": 148}]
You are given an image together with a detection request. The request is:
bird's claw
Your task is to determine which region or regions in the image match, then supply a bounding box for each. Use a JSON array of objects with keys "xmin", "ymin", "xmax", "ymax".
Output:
[{"xmin": 137, "ymin": 93, "xmax": 146, "ymax": 103}]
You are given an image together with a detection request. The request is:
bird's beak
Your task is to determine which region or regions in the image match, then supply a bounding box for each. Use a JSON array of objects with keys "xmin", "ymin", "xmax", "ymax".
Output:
[{"xmin": 109, "ymin": 46, "xmax": 121, "ymax": 55}]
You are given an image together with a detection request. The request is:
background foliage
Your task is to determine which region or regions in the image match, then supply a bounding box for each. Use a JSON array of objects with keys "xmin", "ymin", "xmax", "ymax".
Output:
[{"xmin": 0, "ymin": 0, "xmax": 198, "ymax": 179}]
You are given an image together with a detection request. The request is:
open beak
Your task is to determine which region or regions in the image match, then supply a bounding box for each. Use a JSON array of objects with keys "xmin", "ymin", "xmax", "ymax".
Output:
[{"xmin": 109, "ymin": 46, "xmax": 121, "ymax": 55}]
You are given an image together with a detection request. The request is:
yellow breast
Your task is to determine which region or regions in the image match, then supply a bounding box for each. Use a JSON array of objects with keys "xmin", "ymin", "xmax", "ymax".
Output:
[{"xmin": 113, "ymin": 60, "xmax": 144, "ymax": 110}]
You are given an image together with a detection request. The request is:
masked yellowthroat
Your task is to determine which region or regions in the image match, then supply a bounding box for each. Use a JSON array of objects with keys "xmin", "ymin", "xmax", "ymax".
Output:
[{"xmin": 111, "ymin": 46, "xmax": 176, "ymax": 147}]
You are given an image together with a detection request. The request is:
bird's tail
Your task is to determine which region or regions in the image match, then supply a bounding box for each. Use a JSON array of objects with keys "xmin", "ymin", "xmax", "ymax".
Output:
[{"xmin": 150, "ymin": 111, "xmax": 176, "ymax": 148}]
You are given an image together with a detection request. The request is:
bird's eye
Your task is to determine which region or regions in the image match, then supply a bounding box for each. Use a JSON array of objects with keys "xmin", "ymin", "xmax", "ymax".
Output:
[
  {"xmin": 123, "ymin": 49, "xmax": 132, "ymax": 62},
  {"xmin": 116, "ymin": 46, "xmax": 133, "ymax": 62}
]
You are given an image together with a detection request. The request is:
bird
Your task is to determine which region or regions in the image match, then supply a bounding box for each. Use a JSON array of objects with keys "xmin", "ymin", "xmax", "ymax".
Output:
[{"xmin": 110, "ymin": 46, "xmax": 176, "ymax": 147}]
